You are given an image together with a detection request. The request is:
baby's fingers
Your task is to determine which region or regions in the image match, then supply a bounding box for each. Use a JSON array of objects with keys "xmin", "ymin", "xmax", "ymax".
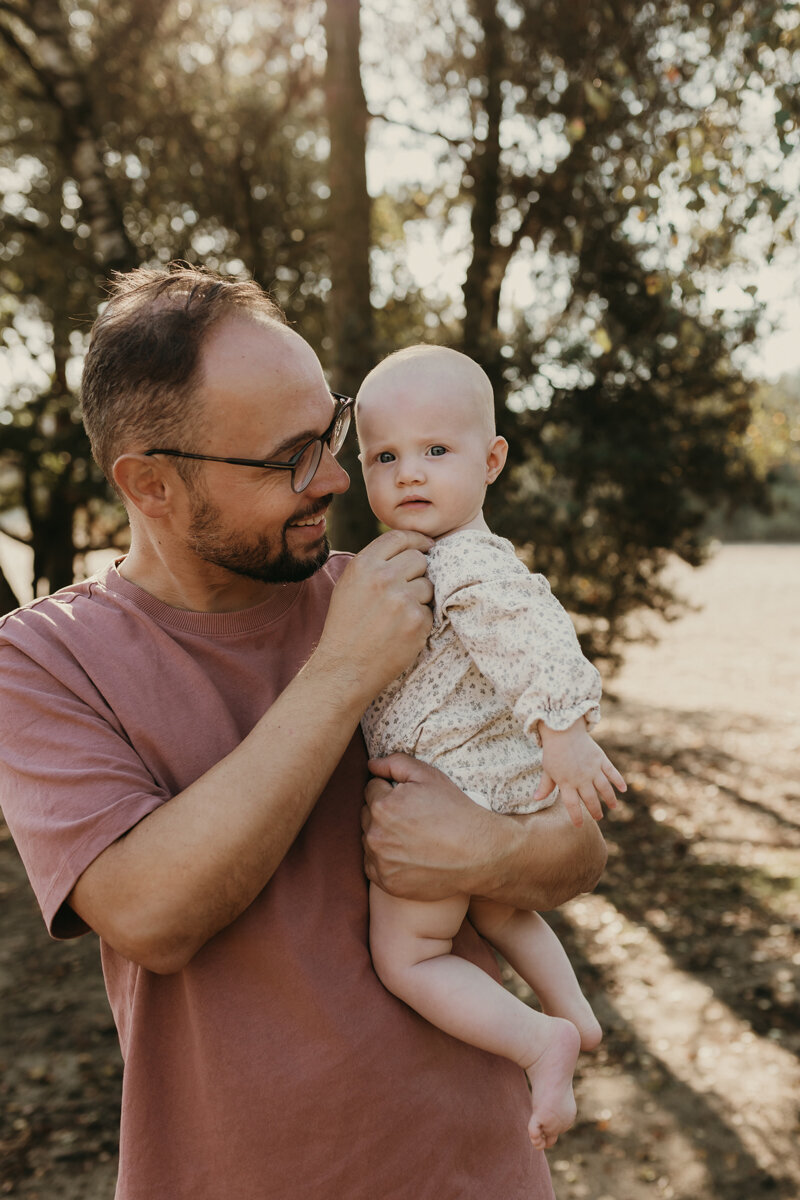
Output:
[
  {"xmin": 533, "ymin": 769, "xmax": 557, "ymax": 801},
  {"xmin": 596, "ymin": 771, "xmax": 620, "ymax": 811},
  {"xmin": 560, "ymin": 786, "xmax": 585, "ymax": 828},
  {"xmin": 577, "ymin": 783, "xmax": 604, "ymax": 824},
  {"xmin": 603, "ymin": 757, "xmax": 627, "ymax": 794}
]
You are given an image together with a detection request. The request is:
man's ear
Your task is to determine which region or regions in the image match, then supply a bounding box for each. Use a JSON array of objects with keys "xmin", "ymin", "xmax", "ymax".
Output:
[
  {"xmin": 112, "ymin": 454, "xmax": 175, "ymax": 518},
  {"xmin": 485, "ymin": 436, "xmax": 508, "ymax": 484}
]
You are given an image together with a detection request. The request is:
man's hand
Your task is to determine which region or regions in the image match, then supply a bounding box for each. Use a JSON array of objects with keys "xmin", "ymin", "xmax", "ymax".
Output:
[
  {"xmin": 362, "ymin": 755, "xmax": 489, "ymax": 900},
  {"xmin": 362, "ymin": 754, "xmax": 609, "ymax": 911},
  {"xmin": 317, "ymin": 530, "xmax": 434, "ymax": 704},
  {"xmin": 535, "ymin": 719, "xmax": 626, "ymax": 828}
]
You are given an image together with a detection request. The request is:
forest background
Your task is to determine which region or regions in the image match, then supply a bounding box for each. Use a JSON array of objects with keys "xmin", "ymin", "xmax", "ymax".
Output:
[
  {"xmin": 0, "ymin": 0, "xmax": 799, "ymax": 655},
  {"xmin": 0, "ymin": 2, "xmax": 799, "ymax": 1199}
]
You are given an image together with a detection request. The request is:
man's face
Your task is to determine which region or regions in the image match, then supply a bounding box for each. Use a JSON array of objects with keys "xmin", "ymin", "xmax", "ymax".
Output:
[{"xmin": 180, "ymin": 316, "xmax": 350, "ymax": 585}]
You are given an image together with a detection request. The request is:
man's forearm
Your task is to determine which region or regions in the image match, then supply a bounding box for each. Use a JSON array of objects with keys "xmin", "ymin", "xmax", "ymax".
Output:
[
  {"xmin": 362, "ymin": 757, "xmax": 608, "ymax": 910},
  {"xmin": 69, "ymin": 651, "xmax": 370, "ymax": 974},
  {"xmin": 469, "ymin": 798, "xmax": 608, "ymax": 911}
]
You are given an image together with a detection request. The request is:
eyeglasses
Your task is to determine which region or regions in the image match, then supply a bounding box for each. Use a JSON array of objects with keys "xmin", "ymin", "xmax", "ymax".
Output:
[{"xmin": 144, "ymin": 392, "xmax": 354, "ymax": 494}]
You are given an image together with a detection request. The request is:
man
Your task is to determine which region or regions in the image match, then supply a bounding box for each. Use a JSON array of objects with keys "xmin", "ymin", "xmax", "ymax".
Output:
[{"xmin": 0, "ymin": 265, "xmax": 607, "ymax": 1199}]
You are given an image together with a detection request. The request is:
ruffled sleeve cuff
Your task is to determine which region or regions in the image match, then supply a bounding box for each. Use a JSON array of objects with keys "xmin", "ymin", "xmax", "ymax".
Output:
[{"xmin": 514, "ymin": 695, "xmax": 601, "ymax": 741}]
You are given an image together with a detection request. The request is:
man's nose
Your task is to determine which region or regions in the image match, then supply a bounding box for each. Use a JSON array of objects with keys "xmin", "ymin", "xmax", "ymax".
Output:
[{"xmin": 312, "ymin": 445, "xmax": 350, "ymax": 495}]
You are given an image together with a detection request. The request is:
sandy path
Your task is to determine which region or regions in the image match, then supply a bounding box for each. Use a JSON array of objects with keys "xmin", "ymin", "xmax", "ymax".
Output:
[{"xmin": 1, "ymin": 543, "xmax": 798, "ymax": 1199}]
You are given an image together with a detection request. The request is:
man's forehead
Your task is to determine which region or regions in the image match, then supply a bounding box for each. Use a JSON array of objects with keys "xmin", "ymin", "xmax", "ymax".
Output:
[{"xmin": 199, "ymin": 316, "xmax": 324, "ymax": 399}]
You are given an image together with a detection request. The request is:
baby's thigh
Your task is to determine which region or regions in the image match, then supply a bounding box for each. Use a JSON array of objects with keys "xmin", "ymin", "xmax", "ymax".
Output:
[
  {"xmin": 467, "ymin": 896, "xmax": 520, "ymax": 940},
  {"xmin": 370, "ymin": 885, "xmax": 470, "ymax": 947}
]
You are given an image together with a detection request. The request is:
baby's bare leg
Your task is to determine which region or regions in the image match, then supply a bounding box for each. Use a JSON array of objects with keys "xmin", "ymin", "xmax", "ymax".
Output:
[
  {"xmin": 468, "ymin": 897, "xmax": 602, "ymax": 1050},
  {"xmin": 369, "ymin": 883, "xmax": 580, "ymax": 1149}
]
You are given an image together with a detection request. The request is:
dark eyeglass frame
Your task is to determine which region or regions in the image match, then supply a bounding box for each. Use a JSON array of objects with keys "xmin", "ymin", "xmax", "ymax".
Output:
[{"xmin": 144, "ymin": 392, "xmax": 354, "ymax": 494}]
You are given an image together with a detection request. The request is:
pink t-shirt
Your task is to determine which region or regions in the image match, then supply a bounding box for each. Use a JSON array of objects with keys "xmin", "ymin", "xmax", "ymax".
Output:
[{"xmin": 0, "ymin": 557, "xmax": 554, "ymax": 1200}]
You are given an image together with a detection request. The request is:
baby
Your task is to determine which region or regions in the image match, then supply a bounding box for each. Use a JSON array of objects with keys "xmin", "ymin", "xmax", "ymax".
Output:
[{"xmin": 356, "ymin": 344, "xmax": 626, "ymax": 1150}]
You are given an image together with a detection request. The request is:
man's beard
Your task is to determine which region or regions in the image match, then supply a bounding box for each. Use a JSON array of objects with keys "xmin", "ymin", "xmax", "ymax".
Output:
[{"xmin": 186, "ymin": 492, "xmax": 332, "ymax": 585}]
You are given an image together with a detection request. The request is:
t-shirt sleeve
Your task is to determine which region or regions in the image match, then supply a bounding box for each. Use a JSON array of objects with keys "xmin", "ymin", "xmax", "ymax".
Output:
[
  {"xmin": 431, "ymin": 537, "xmax": 602, "ymax": 734},
  {"xmin": 0, "ymin": 641, "xmax": 170, "ymax": 939}
]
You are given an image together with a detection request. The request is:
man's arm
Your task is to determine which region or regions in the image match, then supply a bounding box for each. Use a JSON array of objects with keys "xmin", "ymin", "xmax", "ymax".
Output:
[
  {"xmin": 69, "ymin": 532, "xmax": 433, "ymax": 975},
  {"xmin": 362, "ymin": 755, "xmax": 608, "ymax": 912}
]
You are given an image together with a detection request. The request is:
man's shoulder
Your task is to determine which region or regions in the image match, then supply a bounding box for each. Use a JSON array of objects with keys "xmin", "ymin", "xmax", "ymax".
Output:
[
  {"xmin": 0, "ymin": 568, "xmax": 123, "ymax": 669},
  {"xmin": 0, "ymin": 579, "xmax": 94, "ymax": 640}
]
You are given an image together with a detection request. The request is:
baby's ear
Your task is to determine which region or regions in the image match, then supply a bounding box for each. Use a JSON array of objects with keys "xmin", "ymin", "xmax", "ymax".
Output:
[{"xmin": 485, "ymin": 436, "xmax": 508, "ymax": 484}]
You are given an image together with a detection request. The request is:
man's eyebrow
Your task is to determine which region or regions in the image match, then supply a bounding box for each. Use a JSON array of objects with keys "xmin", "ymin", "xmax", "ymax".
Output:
[{"xmin": 264, "ymin": 427, "xmax": 318, "ymax": 459}]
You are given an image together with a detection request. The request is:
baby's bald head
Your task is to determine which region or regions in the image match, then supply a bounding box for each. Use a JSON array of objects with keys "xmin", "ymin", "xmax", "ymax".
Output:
[{"xmin": 356, "ymin": 345, "xmax": 496, "ymax": 441}]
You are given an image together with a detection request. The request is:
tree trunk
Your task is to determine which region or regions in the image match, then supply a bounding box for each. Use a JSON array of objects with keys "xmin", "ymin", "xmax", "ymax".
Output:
[
  {"xmin": 461, "ymin": 0, "xmax": 507, "ymax": 415},
  {"xmin": 0, "ymin": 563, "xmax": 21, "ymax": 616},
  {"xmin": 28, "ymin": 0, "xmax": 139, "ymax": 274},
  {"xmin": 324, "ymin": 0, "xmax": 378, "ymax": 551}
]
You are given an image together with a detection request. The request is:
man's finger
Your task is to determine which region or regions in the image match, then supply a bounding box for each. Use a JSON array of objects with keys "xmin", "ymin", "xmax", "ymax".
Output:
[
  {"xmin": 373, "ymin": 528, "xmax": 433, "ymax": 561},
  {"xmin": 366, "ymin": 753, "xmax": 430, "ymax": 788},
  {"xmin": 389, "ymin": 547, "xmax": 434, "ymax": 583}
]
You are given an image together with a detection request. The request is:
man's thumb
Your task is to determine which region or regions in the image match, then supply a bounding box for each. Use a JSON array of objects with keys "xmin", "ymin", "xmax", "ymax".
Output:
[{"xmin": 367, "ymin": 753, "xmax": 425, "ymax": 785}]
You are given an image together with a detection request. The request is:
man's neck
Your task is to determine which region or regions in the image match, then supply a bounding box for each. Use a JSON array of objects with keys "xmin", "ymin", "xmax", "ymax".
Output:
[{"xmin": 119, "ymin": 545, "xmax": 281, "ymax": 614}]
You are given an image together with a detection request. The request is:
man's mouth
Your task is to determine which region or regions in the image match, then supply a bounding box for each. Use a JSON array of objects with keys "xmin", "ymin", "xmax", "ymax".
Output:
[{"xmin": 289, "ymin": 507, "xmax": 328, "ymax": 528}]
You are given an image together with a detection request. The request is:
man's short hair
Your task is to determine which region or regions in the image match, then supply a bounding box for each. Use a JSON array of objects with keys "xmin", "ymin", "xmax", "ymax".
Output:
[{"xmin": 80, "ymin": 264, "xmax": 286, "ymax": 485}]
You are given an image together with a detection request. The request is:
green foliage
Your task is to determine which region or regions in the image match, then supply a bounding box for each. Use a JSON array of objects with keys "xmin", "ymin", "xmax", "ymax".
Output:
[
  {"xmin": 704, "ymin": 373, "xmax": 800, "ymax": 541},
  {"xmin": 362, "ymin": 0, "xmax": 799, "ymax": 662},
  {"xmin": 0, "ymin": 0, "xmax": 334, "ymax": 596},
  {"xmin": 1, "ymin": 0, "xmax": 798, "ymax": 655}
]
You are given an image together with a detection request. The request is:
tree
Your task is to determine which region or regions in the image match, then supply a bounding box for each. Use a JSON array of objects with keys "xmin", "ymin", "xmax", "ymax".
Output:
[
  {"xmin": 363, "ymin": 0, "xmax": 799, "ymax": 660},
  {"xmin": 324, "ymin": 0, "xmax": 377, "ymax": 549},
  {"xmin": 2, "ymin": 0, "xmax": 798, "ymax": 664},
  {"xmin": 0, "ymin": 0, "xmax": 335, "ymax": 601}
]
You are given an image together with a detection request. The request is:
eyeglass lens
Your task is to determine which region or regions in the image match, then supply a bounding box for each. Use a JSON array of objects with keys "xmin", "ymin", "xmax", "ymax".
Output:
[
  {"xmin": 329, "ymin": 406, "xmax": 351, "ymax": 456},
  {"xmin": 292, "ymin": 401, "xmax": 351, "ymax": 493},
  {"xmin": 293, "ymin": 441, "xmax": 323, "ymax": 493}
]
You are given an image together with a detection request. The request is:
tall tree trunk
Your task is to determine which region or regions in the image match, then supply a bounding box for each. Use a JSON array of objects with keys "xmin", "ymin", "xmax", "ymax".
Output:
[
  {"xmin": 324, "ymin": 0, "xmax": 378, "ymax": 552},
  {"xmin": 28, "ymin": 0, "xmax": 139, "ymax": 274},
  {"xmin": 461, "ymin": 0, "xmax": 507, "ymax": 418},
  {"xmin": 0, "ymin": 563, "xmax": 21, "ymax": 616}
]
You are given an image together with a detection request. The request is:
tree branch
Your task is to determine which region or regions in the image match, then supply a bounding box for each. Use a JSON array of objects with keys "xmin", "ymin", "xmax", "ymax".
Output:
[{"xmin": 368, "ymin": 108, "xmax": 468, "ymax": 152}]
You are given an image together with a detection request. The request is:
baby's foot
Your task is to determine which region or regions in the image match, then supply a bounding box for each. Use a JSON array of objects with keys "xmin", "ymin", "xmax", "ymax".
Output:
[
  {"xmin": 524, "ymin": 1018, "xmax": 581, "ymax": 1150},
  {"xmin": 544, "ymin": 994, "xmax": 602, "ymax": 1052},
  {"xmin": 573, "ymin": 1008, "xmax": 602, "ymax": 1052}
]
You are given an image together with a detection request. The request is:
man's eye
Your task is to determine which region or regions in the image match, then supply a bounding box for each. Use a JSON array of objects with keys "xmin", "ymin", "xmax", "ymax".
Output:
[
  {"xmin": 429, "ymin": 445, "xmax": 447, "ymax": 457},
  {"xmin": 377, "ymin": 451, "xmax": 395, "ymax": 464}
]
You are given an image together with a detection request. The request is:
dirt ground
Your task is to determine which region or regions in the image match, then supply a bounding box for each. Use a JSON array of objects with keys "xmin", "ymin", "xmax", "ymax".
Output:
[{"xmin": 1, "ymin": 543, "xmax": 798, "ymax": 1199}]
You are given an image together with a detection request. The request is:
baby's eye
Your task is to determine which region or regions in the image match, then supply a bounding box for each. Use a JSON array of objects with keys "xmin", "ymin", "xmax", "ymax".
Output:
[
  {"xmin": 428, "ymin": 445, "xmax": 447, "ymax": 457},
  {"xmin": 377, "ymin": 451, "xmax": 395, "ymax": 464}
]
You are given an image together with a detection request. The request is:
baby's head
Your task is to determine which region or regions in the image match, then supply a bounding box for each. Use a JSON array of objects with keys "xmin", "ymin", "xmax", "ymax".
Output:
[{"xmin": 356, "ymin": 345, "xmax": 508, "ymax": 540}]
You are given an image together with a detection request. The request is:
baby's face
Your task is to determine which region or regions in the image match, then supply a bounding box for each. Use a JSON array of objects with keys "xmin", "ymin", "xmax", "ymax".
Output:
[{"xmin": 357, "ymin": 361, "xmax": 506, "ymax": 540}]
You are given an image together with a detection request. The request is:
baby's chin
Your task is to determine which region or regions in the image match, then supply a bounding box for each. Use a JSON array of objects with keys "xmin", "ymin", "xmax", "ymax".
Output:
[
  {"xmin": 382, "ymin": 511, "xmax": 447, "ymax": 539},
  {"xmin": 387, "ymin": 515, "xmax": 471, "ymax": 541}
]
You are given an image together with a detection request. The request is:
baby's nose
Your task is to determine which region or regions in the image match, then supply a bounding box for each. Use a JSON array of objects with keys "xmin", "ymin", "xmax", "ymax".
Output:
[{"xmin": 396, "ymin": 456, "xmax": 425, "ymax": 484}]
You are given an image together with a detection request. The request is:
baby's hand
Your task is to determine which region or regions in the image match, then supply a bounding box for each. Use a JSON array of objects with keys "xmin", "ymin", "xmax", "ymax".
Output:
[{"xmin": 535, "ymin": 719, "xmax": 627, "ymax": 828}]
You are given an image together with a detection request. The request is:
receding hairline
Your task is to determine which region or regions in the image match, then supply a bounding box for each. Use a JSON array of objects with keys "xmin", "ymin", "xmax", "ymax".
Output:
[{"xmin": 356, "ymin": 345, "xmax": 496, "ymax": 435}]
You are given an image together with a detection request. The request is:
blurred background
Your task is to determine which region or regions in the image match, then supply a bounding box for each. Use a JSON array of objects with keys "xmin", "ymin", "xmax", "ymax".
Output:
[{"xmin": 0, "ymin": 2, "xmax": 798, "ymax": 1197}]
